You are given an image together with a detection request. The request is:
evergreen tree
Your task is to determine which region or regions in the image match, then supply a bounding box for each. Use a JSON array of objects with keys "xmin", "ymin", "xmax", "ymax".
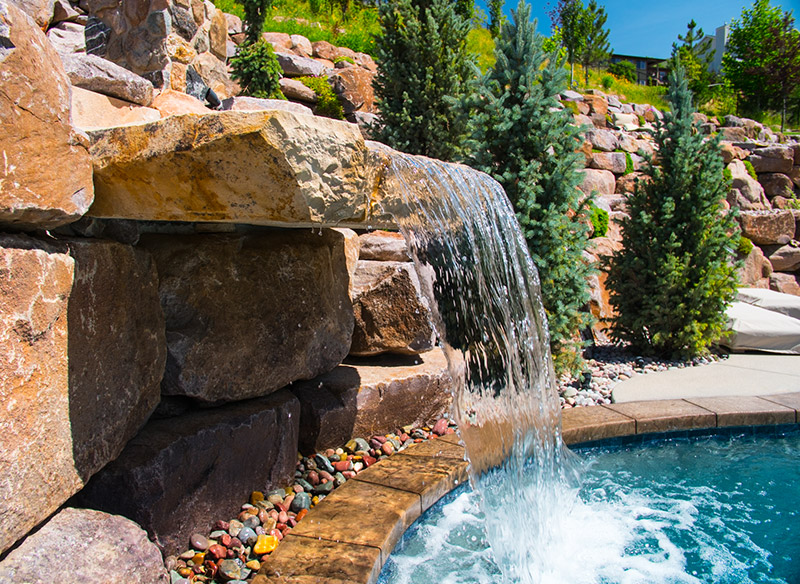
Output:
[
  {"xmin": 239, "ymin": 0, "xmax": 272, "ymax": 44},
  {"xmin": 372, "ymin": 0, "xmax": 474, "ymax": 161},
  {"xmin": 604, "ymin": 62, "xmax": 739, "ymax": 358},
  {"xmin": 673, "ymin": 20, "xmax": 715, "ymax": 105},
  {"xmin": 462, "ymin": 0, "xmax": 593, "ymax": 372},
  {"xmin": 579, "ymin": 0, "xmax": 610, "ymax": 87}
]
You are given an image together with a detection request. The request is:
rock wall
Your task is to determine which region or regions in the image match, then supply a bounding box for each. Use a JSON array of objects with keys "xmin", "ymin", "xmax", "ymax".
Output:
[{"xmin": 0, "ymin": 7, "xmax": 455, "ymax": 576}]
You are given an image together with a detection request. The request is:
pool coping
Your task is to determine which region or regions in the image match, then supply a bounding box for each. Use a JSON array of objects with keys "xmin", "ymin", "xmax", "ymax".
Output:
[{"xmin": 253, "ymin": 392, "xmax": 800, "ymax": 584}]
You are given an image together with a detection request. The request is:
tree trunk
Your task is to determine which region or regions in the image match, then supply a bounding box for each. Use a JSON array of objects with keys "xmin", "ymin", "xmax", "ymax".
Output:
[
  {"xmin": 782, "ymin": 93, "xmax": 787, "ymax": 134},
  {"xmin": 570, "ymin": 62, "xmax": 574, "ymax": 89}
]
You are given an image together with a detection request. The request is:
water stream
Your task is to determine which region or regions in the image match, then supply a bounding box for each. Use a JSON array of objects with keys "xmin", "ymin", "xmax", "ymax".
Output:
[{"xmin": 377, "ymin": 148, "xmax": 580, "ymax": 583}]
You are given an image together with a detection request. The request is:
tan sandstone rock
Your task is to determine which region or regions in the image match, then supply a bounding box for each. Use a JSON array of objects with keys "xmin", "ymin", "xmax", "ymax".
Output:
[
  {"xmin": 0, "ymin": 235, "xmax": 78, "ymax": 555},
  {"xmin": 762, "ymin": 243, "xmax": 800, "ymax": 273},
  {"xmin": 71, "ymin": 86, "xmax": 162, "ymax": 130},
  {"xmin": 291, "ymin": 349, "xmax": 453, "ymax": 453},
  {"xmin": 151, "ymin": 89, "xmax": 211, "ymax": 116},
  {"xmin": 737, "ymin": 244, "xmax": 772, "ymax": 288},
  {"xmin": 770, "ymin": 272, "xmax": 800, "ymax": 296},
  {"xmin": 577, "ymin": 168, "xmax": 616, "ymax": 195},
  {"xmin": 358, "ymin": 230, "xmax": 410, "ymax": 262},
  {"xmin": 0, "ymin": 2, "xmax": 93, "ymax": 229},
  {"xmin": 87, "ymin": 110, "xmax": 389, "ymax": 228},
  {"xmin": 139, "ymin": 229, "xmax": 353, "ymax": 403}
]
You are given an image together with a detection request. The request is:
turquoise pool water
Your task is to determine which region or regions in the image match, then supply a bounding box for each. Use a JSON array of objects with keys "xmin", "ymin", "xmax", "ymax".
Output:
[{"xmin": 379, "ymin": 429, "xmax": 800, "ymax": 584}]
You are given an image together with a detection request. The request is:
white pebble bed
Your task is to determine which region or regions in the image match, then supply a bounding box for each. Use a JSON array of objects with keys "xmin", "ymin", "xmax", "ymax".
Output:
[{"xmin": 557, "ymin": 343, "xmax": 724, "ymax": 408}]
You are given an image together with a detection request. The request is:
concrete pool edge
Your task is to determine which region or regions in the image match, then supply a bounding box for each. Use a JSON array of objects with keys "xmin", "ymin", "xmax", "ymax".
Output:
[{"xmin": 253, "ymin": 393, "xmax": 800, "ymax": 584}]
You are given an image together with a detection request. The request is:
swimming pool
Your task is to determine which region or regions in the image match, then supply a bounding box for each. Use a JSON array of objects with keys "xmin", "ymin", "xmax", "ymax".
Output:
[{"xmin": 379, "ymin": 429, "xmax": 800, "ymax": 584}]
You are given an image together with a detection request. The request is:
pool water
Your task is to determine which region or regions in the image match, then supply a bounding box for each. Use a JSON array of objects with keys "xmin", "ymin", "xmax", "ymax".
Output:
[{"xmin": 378, "ymin": 430, "xmax": 800, "ymax": 584}]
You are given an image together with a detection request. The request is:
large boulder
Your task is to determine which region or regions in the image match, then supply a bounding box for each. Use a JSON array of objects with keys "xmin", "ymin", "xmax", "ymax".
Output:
[
  {"xmin": 59, "ymin": 53, "xmax": 154, "ymax": 106},
  {"xmin": 728, "ymin": 160, "xmax": 770, "ymax": 210},
  {"xmin": 71, "ymin": 86, "xmax": 161, "ymax": 130},
  {"xmin": 279, "ymin": 77, "xmax": 317, "ymax": 102},
  {"xmin": 291, "ymin": 349, "xmax": 453, "ymax": 453},
  {"xmin": 312, "ymin": 40, "xmax": 356, "ymax": 62},
  {"xmin": 151, "ymin": 88, "xmax": 210, "ymax": 116},
  {"xmin": 62, "ymin": 237, "xmax": 166, "ymax": 479},
  {"xmin": 46, "ymin": 22, "xmax": 86, "ymax": 54},
  {"xmin": 220, "ymin": 95, "xmax": 313, "ymax": 115},
  {"xmin": 758, "ymin": 173, "xmax": 795, "ymax": 199},
  {"xmin": 190, "ymin": 51, "xmax": 239, "ymax": 99},
  {"xmin": 770, "ymin": 272, "xmax": 800, "ymax": 296},
  {"xmin": 87, "ymin": 110, "xmax": 389, "ymax": 228},
  {"xmin": 328, "ymin": 66, "xmax": 376, "ymax": 114},
  {"xmin": 615, "ymin": 172, "xmax": 649, "ymax": 194},
  {"xmin": 6, "ymin": 0, "xmax": 53, "ymax": 27},
  {"xmin": 139, "ymin": 229, "xmax": 353, "ymax": 403},
  {"xmin": 763, "ymin": 243, "xmax": 800, "ymax": 272},
  {"xmin": 583, "ymin": 128, "xmax": 618, "ymax": 152},
  {"xmin": 0, "ymin": 2, "xmax": 93, "ymax": 229},
  {"xmin": 589, "ymin": 152, "xmax": 627, "ymax": 174},
  {"xmin": 74, "ymin": 390, "xmax": 301, "ymax": 555},
  {"xmin": 0, "ymin": 235, "xmax": 78, "ymax": 555},
  {"xmin": 749, "ymin": 146, "xmax": 794, "ymax": 174},
  {"xmin": 350, "ymin": 260, "xmax": 435, "ymax": 356},
  {"xmin": 739, "ymin": 210, "xmax": 796, "ymax": 245},
  {"xmin": 737, "ymin": 244, "xmax": 772, "ymax": 289},
  {"xmin": 275, "ymin": 51, "xmax": 327, "ymax": 77},
  {"xmin": 0, "ymin": 508, "xmax": 168, "ymax": 584},
  {"xmin": 577, "ymin": 168, "xmax": 616, "ymax": 195}
]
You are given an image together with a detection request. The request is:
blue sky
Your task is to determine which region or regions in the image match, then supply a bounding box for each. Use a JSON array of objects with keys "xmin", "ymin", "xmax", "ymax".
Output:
[{"xmin": 475, "ymin": 0, "xmax": 799, "ymax": 59}]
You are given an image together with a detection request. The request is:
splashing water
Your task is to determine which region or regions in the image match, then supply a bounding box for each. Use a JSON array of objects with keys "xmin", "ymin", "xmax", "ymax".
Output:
[{"xmin": 376, "ymin": 147, "xmax": 581, "ymax": 583}]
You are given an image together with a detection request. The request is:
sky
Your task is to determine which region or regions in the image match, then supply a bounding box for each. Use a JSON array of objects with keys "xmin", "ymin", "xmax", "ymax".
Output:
[{"xmin": 475, "ymin": 0, "xmax": 799, "ymax": 59}]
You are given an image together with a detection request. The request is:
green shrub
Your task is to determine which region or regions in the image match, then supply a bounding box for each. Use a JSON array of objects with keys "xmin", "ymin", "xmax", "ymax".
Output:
[
  {"xmin": 736, "ymin": 236, "xmax": 754, "ymax": 256},
  {"xmin": 744, "ymin": 160, "xmax": 757, "ymax": 180},
  {"xmin": 601, "ymin": 74, "xmax": 614, "ymax": 91},
  {"xmin": 298, "ymin": 76, "xmax": 344, "ymax": 119},
  {"xmin": 563, "ymin": 100, "xmax": 580, "ymax": 115},
  {"xmin": 604, "ymin": 62, "xmax": 740, "ymax": 359},
  {"xmin": 607, "ymin": 59, "xmax": 636, "ymax": 83},
  {"xmin": 637, "ymin": 114, "xmax": 646, "ymax": 126},
  {"xmin": 723, "ymin": 167, "xmax": 733, "ymax": 183},
  {"xmin": 240, "ymin": 0, "xmax": 272, "ymax": 43},
  {"xmin": 590, "ymin": 204, "xmax": 609, "ymax": 238},
  {"xmin": 230, "ymin": 40, "xmax": 284, "ymax": 99},
  {"xmin": 333, "ymin": 55, "xmax": 355, "ymax": 64},
  {"xmin": 624, "ymin": 151, "xmax": 634, "ymax": 175}
]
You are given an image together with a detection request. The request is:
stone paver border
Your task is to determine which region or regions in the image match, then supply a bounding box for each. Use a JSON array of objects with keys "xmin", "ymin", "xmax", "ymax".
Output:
[{"xmin": 255, "ymin": 393, "xmax": 800, "ymax": 584}]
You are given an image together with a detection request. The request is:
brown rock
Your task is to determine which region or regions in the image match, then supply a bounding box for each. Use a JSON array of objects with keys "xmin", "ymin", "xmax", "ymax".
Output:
[
  {"xmin": 166, "ymin": 32, "xmax": 198, "ymax": 64},
  {"xmin": 583, "ymin": 94, "xmax": 608, "ymax": 116},
  {"xmin": 311, "ymin": 40, "xmax": 356, "ymax": 62},
  {"xmin": 87, "ymin": 110, "xmax": 386, "ymax": 228},
  {"xmin": 727, "ymin": 188, "xmax": 770, "ymax": 211},
  {"xmin": 224, "ymin": 11, "xmax": 242, "ymax": 34},
  {"xmin": 615, "ymin": 172, "xmax": 648, "ymax": 194},
  {"xmin": 769, "ymin": 272, "xmax": 800, "ymax": 296},
  {"xmin": 191, "ymin": 51, "xmax": 239, "ymax": 99},
  {"xmin": 590, "ymin": 112, "xmax": 608, "ymax": 128},
  {"xmin": 74, "ymin": 390, "xmax": 300, "ymax": 555},
  {"xmin": 209, "ymin": 8, "xmax": 227, "ymax": 61},
  {"xmin": 62, "ymin": 237, "xmax": 165, "ymax": 479},
  {"xmin": 0, "ymin": 235, "xmax": 78, "ymax": 554},
  {"xmin": 290, "ymin": 34, "xmax": 313, "ymax": 57},
  {"xmin": 0, "ymin": 508, "xmax": 168, "ymax": 584},
  {"xmin": 595, "ymin": 194, "xmax": 628, "ymax": 213},
  {"xmin": 791, "ymin": 143, "xmax": 800, "ymax": 166},
  {"xmin": 262, "ymin": 31, "xmax": 292, "ymax": 52},
  {"xmin": 720, "ymin": 141, "xmax": 748, "ymax": 164},
  {"xmin": 737, "ymin": 244, "xmax": 772, "ymax": 288},
  {"xmin": 759, "ymin": 173, "xmax": 795, "ymax": 199},
  {"xmin": 789, "ymin": 166, "xmax": 800, "ymax": 188},
  {"xmin": 728, "ymin": 160, "xmax": 769, "ymax": 210},
  {"xmin": 353, "ymin": 52, "xmax": 376, "ymax": 72},
  {"xmin": 719, "ymin": 126, "xmax": 748, "ymax": 142},
  {"xmin": 739, "ymin": 210, "xmax": 795, "ymax": 245},
  {"xmin": 139, "ymin": 230, "xmax": 353, "ymax": 403},
  {"xmin": 357, "ymin": 230, "xmax": 410, "ymax": 262},
  {"xmin": 329, "ymin": 66, "xmax": 376, "ymax": 114},
  {"xmin": 0, "ymin": 2, "xmax": 93, "ymax": 229},
  {"xmin": 590, "ymin": 152, "xmax": 627, "ymax": 174},
  {"xmin": 763, "ymin": 243, "xmax": 800, "ymax": 272},
  {"xmin": 578, "ymin": 168, "xmax": 616, "ymax": 195},
  {"xmin": 749, "ymin": 146, "xmax": 794, "ymax": 174},
  {"xmin": 151, "ymin": 89, "xmax": 211, "ymax": 116},
  {"xmin": 7, "ymin": 0, "xmax": 54, "ymax": 27},
  {"xmin": 584, "ymin": 128, "xmax": 618, "ymax": 152},
  {"xmin": 291, "ymin": 349, "xmax": 453, "ymax": 453},
  {"xmin": 280, "ymin": 77, "xmax": 317, "ymax": 102},
  {"xmin": 350, "ymin": 260, "xmax": 434, "ymax": 356},
  {"xmin": 333, "ymin": 227, "xmax": 359, "ymax": 295},
  {"xmin": 59, "ymin": 52, "xmax": 155, "ymax": 106},
  {"xmin": 71, "ymin": 86, "xmax": 162, "ymax": 130},
  {"xmin": 219, "ymin": 95, "xmax": 313, "ymax": 115}
]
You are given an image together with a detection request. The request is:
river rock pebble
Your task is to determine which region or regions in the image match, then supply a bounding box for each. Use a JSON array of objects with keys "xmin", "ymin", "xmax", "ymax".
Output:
[{"xmin": 169, "ymin": 416, "xmax": 457, "ymax": 582}]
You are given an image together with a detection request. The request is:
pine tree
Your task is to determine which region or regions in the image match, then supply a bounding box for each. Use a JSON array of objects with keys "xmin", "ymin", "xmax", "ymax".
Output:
[
  {"xmin": 488, "ymin": 0, "xmax": 504, "ymax": 38},
  {"xmin": 462, "ymin": 0, "xmax": 593, "ymax": 372},
  {"xmin": 579, "ymin": 0, "xmax": 610, "ymax": 87},
  {"xmin": 372, "ymin": 0, "xmax": 474, "ymax": 161},
  {"xmin": 604, "ymin": 62, "xmax": 739, "ymax": 358},
  {"xmin": 239, "ymin": 0, "xmax": 272, "ymax": 44},
  {"xmin": 673, "ymin": 20, "xmax": 715, "ymax": 105}
]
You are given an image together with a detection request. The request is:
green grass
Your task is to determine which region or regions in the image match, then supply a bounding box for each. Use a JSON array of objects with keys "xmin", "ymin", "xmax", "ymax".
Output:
[
  {"xmin": 212, "ymin": 0, "xmax": 379, "ymax": 55},
  {"xmin": 579, "ymin": 66, "xmax": 670, "ymax": 111}
]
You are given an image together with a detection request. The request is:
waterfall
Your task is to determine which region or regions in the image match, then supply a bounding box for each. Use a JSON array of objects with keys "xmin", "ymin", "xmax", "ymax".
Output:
[{"xmin": 377, "ymin": 148, "xmax": 580, "ymax": 583}]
